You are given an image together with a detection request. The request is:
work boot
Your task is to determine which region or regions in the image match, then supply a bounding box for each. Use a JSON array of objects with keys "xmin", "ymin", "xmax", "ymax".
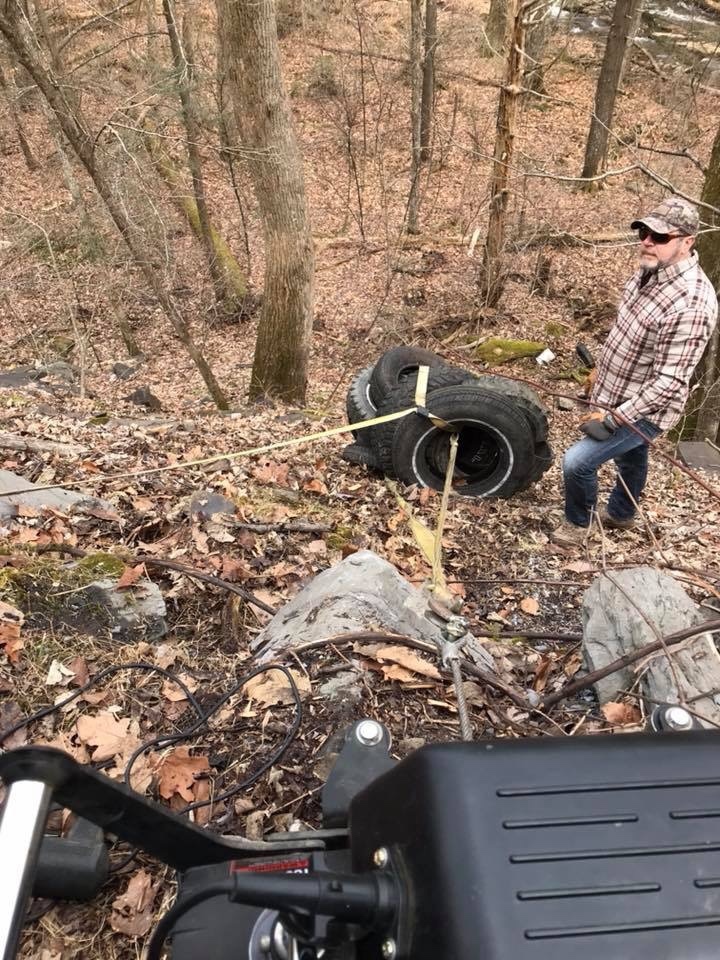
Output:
[
  {"xmin": 600, "ymin": 508, "xmax": 636, "ymax": 530},
  {"xmin": 550, "ymin": 520, "xmax": 589, "ymax": 547}
]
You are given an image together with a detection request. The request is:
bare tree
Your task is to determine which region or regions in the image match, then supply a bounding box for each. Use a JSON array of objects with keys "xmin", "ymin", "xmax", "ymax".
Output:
[
  {"xmin": 0, "ymin": 2, "xmax": 229, "ymax": 409},
  {"xmin": 480, "ymin": 0, "xmax": 525, "ymax": 306},
  {"xmin": 0, "ymin": 60, "xmax": 37, "ymax": 169},
  {"xmin": 420, "ymin": 0, "xmax": 437, "ymax": 162},
  {"xmin": 482, "ymin": 0, "xmax": 508, "ymax": 56},
  {"xmin": 407, "ymin": 0, "xmax": 423, "ymax": 234},
  {"xmin": 581, "ymin": 0, "xmax": 644, "ymax": 185},
  {"xmin": 216, "ymin": 0, "xmax": 314, "ymax": 404},
  {"xmin": 694, "ymin": 125, "xmax": 720, "ymax": 446},
  {"xmin": 161, "ymin": 0, "xmax": 243, "ymax": 308}
]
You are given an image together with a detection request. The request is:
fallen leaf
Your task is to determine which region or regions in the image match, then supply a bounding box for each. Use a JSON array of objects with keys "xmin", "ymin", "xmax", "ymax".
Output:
[
  {"xmin": 372, "ymin": 645, "xmax": 441, "ymax": 680},
  {"xmin": 306, "ymin": 539, "xmax": 327, "ymax": 555},
  {"xmin": 244, "ymin": 668, "xmax": 311, "ymax": 707},
  {"xmin": 0, "ymin": 600, "xmax": 24, "ymax": 664},
  {"xmin": 221, "ymin": 556, "xmax": 252, "ymax": 581},
  {"xmin": 45, "ymin": 659, "xmax": 75, "ymax": 686},
  {"xmin": 117, "ymin": 564, "xmax": 145, "ymax": 589},
  {"xmin": 520, "ymin": 596, "xmax": 540, "ymax": 616},
  {"xmin": 161, "ymin": 673, "xmax": 199, "ymax": 703},
  {"xmin": 302, "ymin": 478, "xmax": 327, "ymax": 494},
  {"xmin": 68, "ymin": 655, "xmax": 89, "ymax": 686},
  {"xmin": 110, "ymin": 869, "xmax": 158, "ymax": 937},
  {"xmin": 380, "ymin": 663, "xmax": 416, "ymax": 682},
  {"xmin": 251, "ymin": 459, "xmax": 290, "ymax": 485},
  {"xmin": 601, "ymin": 702, "xmax": 642, "ymax": 726},
  {"xmin": 564, "ymin": 559, "xmax": 595, "ymax": 573},
  {"xmin": 76, "ymin": 713, "xmax": 132, "ymax": 762},
  {"xmin": 157, "ymin": 747, "xmax": 210, "ymax": 802}
]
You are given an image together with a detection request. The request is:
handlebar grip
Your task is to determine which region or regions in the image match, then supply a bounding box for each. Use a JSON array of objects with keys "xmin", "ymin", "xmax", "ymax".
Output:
[{"xmin": 0, "ymin": 779, "xmax": 53, "ymax": 960}]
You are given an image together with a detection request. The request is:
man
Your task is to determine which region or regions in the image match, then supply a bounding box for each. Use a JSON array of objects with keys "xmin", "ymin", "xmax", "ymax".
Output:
[{"xmin": 552, "ymin": 195, "xmax": 718, "ymax": 548}]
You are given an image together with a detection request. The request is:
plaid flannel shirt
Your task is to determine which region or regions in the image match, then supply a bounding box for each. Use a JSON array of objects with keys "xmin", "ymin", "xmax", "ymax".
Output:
[{"xmin": 591, "ymin": 252, "xmax": 718, "ymax": 431}]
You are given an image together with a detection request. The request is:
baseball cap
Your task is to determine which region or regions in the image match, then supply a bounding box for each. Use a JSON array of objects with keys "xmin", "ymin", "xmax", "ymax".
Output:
[{"xmin": 630, "ymin": 195, "xmax": 699, "ymax": 236}]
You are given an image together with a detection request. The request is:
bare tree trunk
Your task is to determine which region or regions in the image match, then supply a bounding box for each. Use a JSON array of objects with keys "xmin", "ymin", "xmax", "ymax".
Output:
[
  {"xmin": 162, "ymin": 0, "xmax": 242, "ymax": 307},
  {"xmin": 407, "ymin": 0, "xmax": 423, "ymax": 234},
  {"xmin": 618, "ymin": 0, "xmax": 645, "ymax": 86},
  {"xmin": 693, "ymin": 122, "xmax": 720, "ymax": 446},
  {"xmin": 419, "ymin": 0, "xmax": 436, "ymax": 162},
  {"xmin": 480, "ymin": 0, "xmax": 524, "ymax": 307},
  {"xmin": 523, "ymin": 1, "xmax": 552, "ymax": 95},
  {"xmin": 0, "ymin": 60, "xmax": 37, "ymax": 169},
  {"xmin": 217, "ymin": 0, "xmax": 314, "ymax": 404},
  {"xmin": 481, "ymin": 0, "xmax": 508, "ymax": 56},
  {"xmin": 0, "ymin": 7, "xmax": 229, "ymax": 409},
  {"xmin": 581, "ymin": 0, "xmax": 643, "ymax": 185}
]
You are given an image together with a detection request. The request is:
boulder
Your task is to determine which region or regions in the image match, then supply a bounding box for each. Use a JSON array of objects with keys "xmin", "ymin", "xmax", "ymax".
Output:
[
  {"xmin": 81, "ymin": 578, "xmax": 167, "ymax": 642},
  {"xmin": 0, "ymin": 469, "xmax": 115, "ymax": 521},
  {"xmin": 251, "ymin": 549, "xmax": 495, "ymax": 672},
  {"xmin": 582, "ymin": 567, "xmax": 720, "ymax": 725}
]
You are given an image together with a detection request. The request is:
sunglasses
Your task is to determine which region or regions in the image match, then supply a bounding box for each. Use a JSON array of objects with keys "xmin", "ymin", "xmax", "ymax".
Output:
[{"xmin": 637, "ymin": 226, "xmax": 683, "ymax": 245}]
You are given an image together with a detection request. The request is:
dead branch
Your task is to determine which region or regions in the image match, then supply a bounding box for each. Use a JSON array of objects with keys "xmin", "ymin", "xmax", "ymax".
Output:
[
  {"xmin": 36, "ymin": 544, "xmax": 277, "ymax": 615},
  {"xmin": 540, "ymin": 617, "xmax": 720, "ymax": 711},
  {"xmin": 134, "ymin": 555, "xmax": 276, "ymax": 615},
  {"xmin": 0, "ymin": 432, "xmax": 87, "ymax": 456},
  {"xmin": 235, "ymin": 520, "xmax": 332, "ymax": 534}
]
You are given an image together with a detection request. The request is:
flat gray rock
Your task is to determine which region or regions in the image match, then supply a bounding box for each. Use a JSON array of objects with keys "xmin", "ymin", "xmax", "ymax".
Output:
[
  {"xmin": 82, "ymin": 578, "xmax": 167, "ymax": 642},
  {"xmin": 252, "ymin": 550, "xmax": 494, "ymax": 671},
  {"xmin": 0, "ymin": 469, "xmax": 115, "ymax": 520},
  {"xmin": 582, "ymin": 567, "xmax": 720, "ymax": 725}
]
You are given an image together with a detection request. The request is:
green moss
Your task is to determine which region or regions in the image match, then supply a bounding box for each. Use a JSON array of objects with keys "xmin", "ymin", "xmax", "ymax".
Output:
[
  {"xmin": 473, "ymin": 337, "xmax": 546, "ymax": 364},
  {"xmin": 544, "ymin": 322, "xmax": 565, "ymax": 338},
  {"xmin": 0, "ymin": 567, "xmax": 23, "ymax": 605},
  {"xmin": 326, "ymin": 524, "xmax": 355, "ymax": 551},
  {"xmin": 75, "ymin": 552, "xmax": 126, "ymax": 582}
]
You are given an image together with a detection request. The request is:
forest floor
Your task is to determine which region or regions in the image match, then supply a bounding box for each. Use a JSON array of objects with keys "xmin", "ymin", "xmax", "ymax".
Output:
[{"xmin": 2, "ymin": 0, "xmax": 720, "ymax": 956}]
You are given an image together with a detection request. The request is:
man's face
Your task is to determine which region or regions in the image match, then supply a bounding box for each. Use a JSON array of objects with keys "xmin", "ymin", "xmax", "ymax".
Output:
[{"xmin": 637, "ymin": 226, "xmax": 695, "ymax": 271}]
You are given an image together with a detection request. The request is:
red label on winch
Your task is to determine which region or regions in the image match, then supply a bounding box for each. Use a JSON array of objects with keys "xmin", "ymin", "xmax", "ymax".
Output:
[{"xmin": 230, "ymin": 857, "xmax": 311, "ymax": 874}]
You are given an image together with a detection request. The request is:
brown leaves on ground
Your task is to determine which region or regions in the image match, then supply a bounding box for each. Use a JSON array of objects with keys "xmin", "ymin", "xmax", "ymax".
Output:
[
  {"xmin": 0, "ymin": 600, "xmax": 24, "ymax": 665},
  {"xmin": 110, "ymin": 869, "xmax": 160, "ymax": 937},
  {"xmin": 356, "ymin": 643, "xmax": 441, "ymax": 683},
  {"xmin": 244, "ymin": 668, "xmax": 311, "ymax": 706}
]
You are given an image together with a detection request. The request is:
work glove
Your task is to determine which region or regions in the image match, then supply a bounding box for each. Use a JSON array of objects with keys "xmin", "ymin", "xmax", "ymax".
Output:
[{"xmin": 579, "ymin": 411, "xmax": 618, "ymax": 442}]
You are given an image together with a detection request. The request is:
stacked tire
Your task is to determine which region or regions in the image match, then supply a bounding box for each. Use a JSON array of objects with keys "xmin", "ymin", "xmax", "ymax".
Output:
[{"xmin": 343, "ymin": 346, "xmax": 553, "ymax": 499}]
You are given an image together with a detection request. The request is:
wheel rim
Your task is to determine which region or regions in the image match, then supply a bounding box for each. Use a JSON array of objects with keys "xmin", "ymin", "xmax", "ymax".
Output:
[{"xmin": 413, "ymin": 418, "xmax": 514, "ymax": 494}]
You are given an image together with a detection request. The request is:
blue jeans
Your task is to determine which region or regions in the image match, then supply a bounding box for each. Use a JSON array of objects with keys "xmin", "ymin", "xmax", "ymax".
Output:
[{"xmin": 562, "ymin": 419, "xmax": 661, "ymax": 527}]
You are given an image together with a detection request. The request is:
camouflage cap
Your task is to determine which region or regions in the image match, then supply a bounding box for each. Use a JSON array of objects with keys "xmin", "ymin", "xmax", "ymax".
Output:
[{"xmin": 630, "ymin": 195, "xmax": 699, "ymax": 236}]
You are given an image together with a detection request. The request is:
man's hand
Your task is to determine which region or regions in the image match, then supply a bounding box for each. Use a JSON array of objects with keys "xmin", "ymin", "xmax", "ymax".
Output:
[
  {"xmin": 579, "ymin": 411, "xmax": 618, "ymax": 441},
  {"xmin": 579, "ymin": 410, "xmax": 604, "ymax": 425},
  {"xmin": 582, "ymin": 367, "xmax": 598, "ymax": 397}
]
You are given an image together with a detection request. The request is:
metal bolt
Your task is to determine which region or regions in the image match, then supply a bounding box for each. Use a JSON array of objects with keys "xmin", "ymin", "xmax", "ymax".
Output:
[
  {"xmin": 665, "ymin": 706, "xmax": 694, "ymax": 730},
  {"xmin": 356, "ymin": 719, "xmax": 384, "ymax": 746},
  {"xmin": 373, "ymin": 847, "xmax": 389, "ymax": 868},
  {"xmin": 381, "ymin": 939, "xmax": 397, "ymax": 959},
  {"xmin": 259, "ymin": 934, "xmax": 272, "ymax": 953}
]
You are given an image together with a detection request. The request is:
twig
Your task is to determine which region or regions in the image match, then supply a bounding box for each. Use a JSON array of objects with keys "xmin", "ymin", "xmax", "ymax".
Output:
[
  {"xmin": 35, "ymin": 544, "xmax": 277, "ymax": 616},
  {"xmin": 235, "ymin": 521, "xmax": 332, "ymax": 534},
  {"xmin": 539, "ymin": 617, "xmax": 720, "ymax": 711}
]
